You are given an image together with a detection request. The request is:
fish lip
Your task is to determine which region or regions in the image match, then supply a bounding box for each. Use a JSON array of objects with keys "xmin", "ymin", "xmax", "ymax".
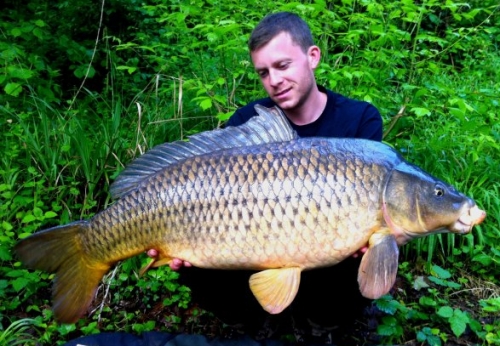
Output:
[{"xmin": 451, "ymin": 205, "xmax": 486, "ymax": 234}]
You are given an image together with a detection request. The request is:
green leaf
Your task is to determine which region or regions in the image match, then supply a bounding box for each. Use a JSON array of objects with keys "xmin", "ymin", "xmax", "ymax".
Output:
[
  {"xmin": 375, "ymin": 295, "xmax": 401, "ymax": 314},
  {"xmin": 4, "ymin": 83, "xmax": 23, "ymax": 97},
  {"xmin": 472, "ymin": 253, "xmax": 492, "ymax": 266},
  {"xmin": 7, "ymin": 66, "xmax": 34, "ymax": 79},
  {"xmin": 199, "ymin": 98, "xmax": 212, "ymax": 110},
  {"xmin": 411, "ymin": 107, "xmax": 431, "ymax": 117},
  {"xmin": 12, "ymin": 277, "xmax": 30, "ymax": 292},
  {"xmin": 21, "ymin": 214, "xmax": 36, "ymax": 223},
  {"xmin": 449, "ymin": 309, "xmax": 468, "ymax": 337},
  {"xmin": 80, "ymin": 321, "xmax": 99, "ymax": 335},
  {"xmin": 6, "ymin": 270, "xmax": 27, "ymax": 278},
  {"xmin": 377, "ymin": 323, "xmax": 396, "ymax": 336},
  {"xmin": 428, "ymin": 276, "xmax": 447, "ymax": 286},
  {"xmin": 33, "ymin": 207, "xmax": 43, "ymax": 218},
  {"xmin": 437, "ymin": 306, "xmax": 453, "ymax": 318},
  {"xmin": 419, "ymin": 296, "xmax": 437, "ymax": 307},
  {"xmin": 44, "ymin": 211, "xmax": 58, "ymax": 218},
  {"xmin": 0, "ymin": 245, "xmax": 12, "ymax": 261},
  {"xmin": 416, "ymin": 330, "xmax": 426, "ymax": 342},
  {"xmin": 445, "ymin": 281, "xmax": 461, "ymax": 289},
  {"xmin": 449, "ymin": 107, "xmax": 465, "ymax": 120},
  {"xmin": 11, "ymin": 27, "xmax": 22, "ymax": 37},
  {"xmin": 74, "ymin": 65, "xmax": 95, "ymax": 79},
  {"xmin": 33, "ymin": 27, "xmax": 45, "ymax": 39},
  {"xmin": 426, "ymin": 334, "xmax": 442, "ymax": 346},
  {"xmin": 480, "ymin": 297, "xmax": 500, "ymax": 313},
  {"xmin": 57, "ymin": 323, "xmax": 76, "ymax": 336},
  {"xmin": 116, "ymin": 65, "xmax": 137, "ymax": 74},
  {"xmin": 2, "ymin": 221, "xmax": 14, "ymax": 231},
  {"xmin": 34, "ymin": 19, "xmax": 46, "ymax": 27},
  {"xmin": 431, "ymin": 265, "xmax": 451, "ymax": 279}
]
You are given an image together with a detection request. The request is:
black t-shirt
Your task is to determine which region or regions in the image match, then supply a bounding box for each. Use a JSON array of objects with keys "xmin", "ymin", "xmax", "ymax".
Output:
[{"xmin": 227, "ymin": 85, "xmax": 383, "ymax": 141}]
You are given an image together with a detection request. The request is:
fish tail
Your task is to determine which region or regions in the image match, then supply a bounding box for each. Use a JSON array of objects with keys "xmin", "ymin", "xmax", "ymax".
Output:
[{"xmin": 14, "ymin": 221, "xmax": 109, "ymax": 324}]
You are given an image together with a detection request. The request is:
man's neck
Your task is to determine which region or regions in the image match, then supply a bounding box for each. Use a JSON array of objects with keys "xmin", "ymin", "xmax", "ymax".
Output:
[{"xmin": 283, "ymin": 87, "xmax": 327, "ymax": 126}]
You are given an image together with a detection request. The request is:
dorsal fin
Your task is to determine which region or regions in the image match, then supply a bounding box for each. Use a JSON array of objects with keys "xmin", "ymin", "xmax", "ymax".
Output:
[{"xmin": 110, "ymin": 105, "xmax": 296, "ymax": 199}]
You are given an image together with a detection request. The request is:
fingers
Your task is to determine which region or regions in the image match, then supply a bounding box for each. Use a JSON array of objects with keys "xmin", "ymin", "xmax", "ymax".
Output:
[
  {"xmin": 352, "ymin": 245, "xmax": 368, "ymax": 258},
  {"xmin": 170, "ymin": 258, "xmax": 184, "ymax": 270},
  {"xmin": 169, "ymin": 258, "xmax": 192, "ymax": 270},
  {"xmin": 146, "ymin": 248, "xmax": 192, "ymax": 270}
]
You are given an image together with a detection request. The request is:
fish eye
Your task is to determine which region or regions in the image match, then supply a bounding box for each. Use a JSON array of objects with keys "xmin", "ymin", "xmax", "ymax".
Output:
[{"xmin": 434, "ymin": 185, "xmax": 445, "ymax": 197}]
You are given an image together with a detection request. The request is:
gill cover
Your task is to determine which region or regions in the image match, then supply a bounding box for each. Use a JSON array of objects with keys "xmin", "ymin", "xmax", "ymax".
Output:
[{"xmin": 382, "ymin": 162, "xmax": 470, "ymax": 243}]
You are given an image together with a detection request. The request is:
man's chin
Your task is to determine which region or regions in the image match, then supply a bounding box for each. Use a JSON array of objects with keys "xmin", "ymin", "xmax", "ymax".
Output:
[{"xmin": 273, "ymin": 99, "xmax": 295, "ymax": 110}]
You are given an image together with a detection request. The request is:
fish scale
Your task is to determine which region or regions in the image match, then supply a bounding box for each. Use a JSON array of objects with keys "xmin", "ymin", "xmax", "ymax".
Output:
[{"xmin": 14, "ymin": 105, "xmax": 486, "ymax": 323}]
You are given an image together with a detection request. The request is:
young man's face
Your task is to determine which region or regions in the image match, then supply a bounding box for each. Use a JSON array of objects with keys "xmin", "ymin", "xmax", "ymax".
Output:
[{"xmin": 251, "ymin": 31, "xmax": 320, "ymax": 112}]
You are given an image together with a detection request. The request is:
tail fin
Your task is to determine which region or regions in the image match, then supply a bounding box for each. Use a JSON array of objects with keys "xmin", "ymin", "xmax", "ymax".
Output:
[{"xmin": 14, "ymin": 221, "xmax": 110, "ymax": 324}]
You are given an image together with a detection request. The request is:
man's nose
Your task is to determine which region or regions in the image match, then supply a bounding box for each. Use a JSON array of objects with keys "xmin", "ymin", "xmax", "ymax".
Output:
[{"xmin": 269, "ymin": 70, "xmax": 283, "ymax": 87}]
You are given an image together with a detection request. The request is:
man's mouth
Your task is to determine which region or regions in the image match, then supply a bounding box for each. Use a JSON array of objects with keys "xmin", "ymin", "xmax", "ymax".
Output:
[{"xmin": 274, "ymin": 88, "xmax": 291, "ymax": 98}]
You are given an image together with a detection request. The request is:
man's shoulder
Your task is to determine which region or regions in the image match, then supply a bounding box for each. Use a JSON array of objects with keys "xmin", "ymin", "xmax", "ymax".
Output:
[
  {"xmin": 324, "ymin": 88, "xmax": 380, "ymax": 116},
  {"xmin": 321, "ymin": 88, "xmax": 383, "ymax": 141},
  {"xmin": 227, "ymin": 98, "xmax": 276, "ymax": 127},
  {"xmin": 325, "ymin": 88, "xmax": 369, "ymax": 108}
]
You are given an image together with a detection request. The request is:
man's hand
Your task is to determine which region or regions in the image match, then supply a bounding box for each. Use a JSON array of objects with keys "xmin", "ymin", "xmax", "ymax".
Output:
[
  {"xmin": 146, "ymin": 249, "xmax": 192, "ymax": 270},
  {"xmin": 352, "ymin": 245, "xmax": 368, "ymax": 258},
  {"xmin": 170, "ymin": 258, "xmax": 192, "ymax": 270}
]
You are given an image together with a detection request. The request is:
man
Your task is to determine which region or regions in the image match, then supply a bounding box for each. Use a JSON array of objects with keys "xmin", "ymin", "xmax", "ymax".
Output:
[{"xmin": 167, "ymin": 12, "xmax": 382, "ymax": 343}]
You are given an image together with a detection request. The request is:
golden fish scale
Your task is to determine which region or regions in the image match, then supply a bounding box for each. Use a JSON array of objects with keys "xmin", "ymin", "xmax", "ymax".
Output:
[{"xmin": 86, "ymin": 140, "xmax": 390, "ymax": 270}]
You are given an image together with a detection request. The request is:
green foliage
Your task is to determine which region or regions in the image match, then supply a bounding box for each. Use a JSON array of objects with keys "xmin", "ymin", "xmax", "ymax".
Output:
[
  {"xmin": 0, "ymin": 318, "xmax": 38, "ymax": 346},
  {"xmin": 0, "ymin": 0, "xmax": 499, "ymax": 344},
  {"xmin": 480, "ymin": 297, "xmax": 500, "ymax": 345},
  {"xmin": 376, "ymin": 263, "xmax": 499, "ymax": 345}
]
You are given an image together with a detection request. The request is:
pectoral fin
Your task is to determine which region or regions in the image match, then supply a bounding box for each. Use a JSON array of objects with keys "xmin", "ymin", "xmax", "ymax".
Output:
[
  {"xmin": 358, "ymin": 230, "xmax": 399, "ymax": 299},
  {"xmin": 249, "ymin": 267, "xmax": 301, "ymax": 314}
]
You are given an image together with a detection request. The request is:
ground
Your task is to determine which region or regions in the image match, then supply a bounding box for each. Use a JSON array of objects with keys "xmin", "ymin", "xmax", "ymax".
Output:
[
  {"xmin": 15, "ymin": 265, "xmax": 500, "ymax": 345},
  {"xmin": 127, "ymin": 269, "xmax": 499, "ymax": 345}
]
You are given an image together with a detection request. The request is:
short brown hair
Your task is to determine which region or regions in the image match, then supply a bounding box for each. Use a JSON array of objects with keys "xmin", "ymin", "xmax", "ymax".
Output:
[{"xmin": 248, "ymin": 12, "xmax": 314, "ymax": 53}]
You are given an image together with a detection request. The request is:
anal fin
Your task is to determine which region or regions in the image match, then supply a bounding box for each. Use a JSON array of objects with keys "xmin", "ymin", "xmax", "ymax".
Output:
[{"xmin": 249, "ymin": 267, "xmax": 301, "ymax": 314}]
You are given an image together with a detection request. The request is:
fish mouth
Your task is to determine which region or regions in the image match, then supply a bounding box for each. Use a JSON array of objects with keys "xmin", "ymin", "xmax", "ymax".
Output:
[{"xmin": 451, "ymin": 205, "xmax": 486, "ymax": 234}]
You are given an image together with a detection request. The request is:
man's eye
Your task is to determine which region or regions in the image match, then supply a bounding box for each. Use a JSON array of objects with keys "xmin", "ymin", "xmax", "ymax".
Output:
[
  {"xmin": 258, "ymin": 71, "xmax": 268, "ymax": 78},
  {"xmin": 279, "ymin": 63, "xmax": 289, "ymax": 70}
]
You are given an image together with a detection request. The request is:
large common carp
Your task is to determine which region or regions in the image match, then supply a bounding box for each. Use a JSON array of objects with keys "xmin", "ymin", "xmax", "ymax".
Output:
[{"xmin": 14, "ymin": 105, "xmax": 485, "ymax": 324}]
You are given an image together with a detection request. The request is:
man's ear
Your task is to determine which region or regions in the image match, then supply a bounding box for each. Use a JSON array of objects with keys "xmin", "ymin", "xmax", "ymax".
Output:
[{"xmin": 307, "ymin": 45, "xmax": 321, "ymax": 68}]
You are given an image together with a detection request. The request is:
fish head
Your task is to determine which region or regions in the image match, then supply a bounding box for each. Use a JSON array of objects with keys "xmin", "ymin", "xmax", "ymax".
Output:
[{"xmin": 382, "ymin": 162, "xmax": 486, "ymax": 245}]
